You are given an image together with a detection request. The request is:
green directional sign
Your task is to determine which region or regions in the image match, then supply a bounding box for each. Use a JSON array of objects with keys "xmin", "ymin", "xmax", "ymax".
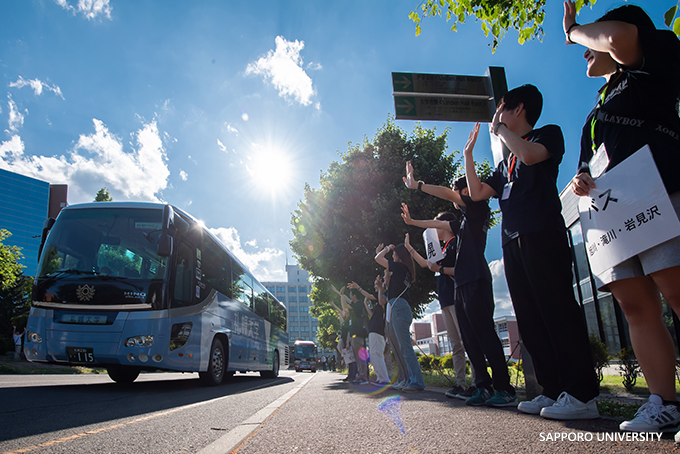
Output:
[
  {"xmin": 394, "ymin": 95, "xmax": 495, "ymax": 122},
  {"xmin": 392, "ymin": 72, "xmax": 491, "ymax": 96}
]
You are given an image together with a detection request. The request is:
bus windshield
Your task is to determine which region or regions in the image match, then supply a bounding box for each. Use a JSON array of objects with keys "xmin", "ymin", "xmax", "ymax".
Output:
[
  {"xmin": 34, "ymin": 207, "xmax": 167, "ymax": 307},
  {"xmin": 294, "ymin": 343, "xmax": 316, "ymax": 360}
]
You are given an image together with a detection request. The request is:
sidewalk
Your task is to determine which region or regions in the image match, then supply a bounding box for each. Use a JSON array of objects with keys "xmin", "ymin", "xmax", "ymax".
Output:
[{"xmin": 229, "ymin": 371, "xmax": 678, "ymax": 454}]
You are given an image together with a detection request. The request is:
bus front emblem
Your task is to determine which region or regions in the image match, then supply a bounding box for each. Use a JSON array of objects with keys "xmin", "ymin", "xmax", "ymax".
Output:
[{"xmin": 76, "ymin": 284, "xmax": 95, "ymax": 302}]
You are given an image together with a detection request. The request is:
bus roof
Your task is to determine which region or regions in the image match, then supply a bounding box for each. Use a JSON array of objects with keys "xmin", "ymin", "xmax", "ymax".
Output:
[{"xmin": 294, "ymin": 340, "xmax": 316, "ymax": 346}]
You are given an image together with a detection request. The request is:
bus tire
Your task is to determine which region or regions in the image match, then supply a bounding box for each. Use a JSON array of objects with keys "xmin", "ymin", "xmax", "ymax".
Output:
[
  {"xmin": 107, "ymin": 366, "xmax": 140, "ymax": 384},
  {"xmin": 199, "ymin": 338, "xmax": 226, "ymax": 386},
  {"xmin": 261, "ymin": 351, "xmax": 279, "ymax": 378}
]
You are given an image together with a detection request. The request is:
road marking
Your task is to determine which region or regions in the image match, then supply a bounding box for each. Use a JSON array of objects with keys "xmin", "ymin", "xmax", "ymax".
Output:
[
  {"xmin": 5, "ymin": 374, "xmax": 314, "ymax": 454},
  {"xmin": 197, "ymin": 372, "xmax": 316, "ymax": 454}
]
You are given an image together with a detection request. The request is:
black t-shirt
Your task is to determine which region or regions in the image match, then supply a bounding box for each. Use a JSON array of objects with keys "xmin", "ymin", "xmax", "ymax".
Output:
[
  {"xmin": 435, "ymin": 235, "xmax": 457, "ymax": 309},
  {"xmin": 387, "ymin": 260, "xmax": 411, "ymax": 301},
  {"xmin": 485, "ymin": 125, "xmax": 567, "ymax": 246},
  {"xmin": 578, "ymin": 28, "xmax": 680, "ymax": 194},
  {"xmin": 367, "ymin": 303, "xmax": 385, "ymax": 336},
  {"xmin": 349, "ymin": 300, "xmax": 366, "ymax": 337},
  {"xmin": 453, "ymin": 195, "xmax": 492, "ymax": 287}
]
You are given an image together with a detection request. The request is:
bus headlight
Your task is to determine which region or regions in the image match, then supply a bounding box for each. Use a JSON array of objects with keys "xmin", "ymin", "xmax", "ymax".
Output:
[
  {"xmin": 27, "ymin": 331, "xmax": 42, "ymax": 343},
  {"xmin": 125, "ymin": 335, "xmax": 154, "ymax": 347}
]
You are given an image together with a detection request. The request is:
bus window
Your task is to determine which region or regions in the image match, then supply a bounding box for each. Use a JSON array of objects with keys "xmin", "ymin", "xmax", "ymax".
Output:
[
  {"xmin": 173, "ymin": 242, "xmax": 194, "ymax": 307},
  {"xmin": 253, "ymin": 282, "xmax": 269, "ymax": 320},
  {"xmin": 200, "ymin": 236, "xmax": 232, "ymax": 298},
  {"xmin": 232, "ymin": 262, "xmax": 253, "ymax": 309},
  {"xmin": 269, "ymin": 297, "xmax": 287, "ymax": 331}
]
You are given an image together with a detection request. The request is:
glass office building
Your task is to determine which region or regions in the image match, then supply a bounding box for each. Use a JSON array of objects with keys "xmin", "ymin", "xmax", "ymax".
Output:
[{"xmin": 0, "ymin": 169, "xmax": 50, "ymax": 273}]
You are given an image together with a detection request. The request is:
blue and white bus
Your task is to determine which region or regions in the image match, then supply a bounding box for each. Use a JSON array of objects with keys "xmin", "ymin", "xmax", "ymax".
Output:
[{"xmin": 24, "ymin": 202, "xmax": 289, "ymax": 385}]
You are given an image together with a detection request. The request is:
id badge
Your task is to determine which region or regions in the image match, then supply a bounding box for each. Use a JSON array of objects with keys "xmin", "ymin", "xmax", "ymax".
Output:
[
  {"xmin": 589, "ymin": 143, "xmax": 609, "ymax": 179},
  {"xmin": 501, "ymin": 182, "xmax": 513, "ymax": 200}
]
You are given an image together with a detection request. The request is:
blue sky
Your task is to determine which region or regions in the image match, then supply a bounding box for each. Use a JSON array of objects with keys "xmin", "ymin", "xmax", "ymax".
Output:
[{"xmin": 0, "ymin": 0, "xmax": 672, "ymax": 320}]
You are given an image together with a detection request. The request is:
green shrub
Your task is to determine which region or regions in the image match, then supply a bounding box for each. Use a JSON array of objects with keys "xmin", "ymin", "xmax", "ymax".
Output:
[
  {"xmin": 589, "ymin": 333, "xmax": 610, "ymax": 385},
  {"xmin": 0, "ymin": 337, "xmax": 6, "ymax": 355},
  {"xmin": 442, "ymin": 353, "xmax": 453, "ymax": 369},
  {"xmin": 616, "ymin": 347, "xmax": 639, "ymax": 392},
  {"xmin": 418, "ymin": 355, "xmax": 434, "ymax": 371}
]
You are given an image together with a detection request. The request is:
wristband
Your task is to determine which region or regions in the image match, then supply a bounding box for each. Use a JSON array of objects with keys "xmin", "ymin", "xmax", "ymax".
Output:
[
  {"xmin": 493, "ymin": 122, "xmax": 507, "ymax": 136},
  {"xmin": 417, "ymin": 180, "xmax": 424, "ymax": 192},
  {"xmin": 566, "ymin": 23, "xmax": 580, "ymax": 44}
]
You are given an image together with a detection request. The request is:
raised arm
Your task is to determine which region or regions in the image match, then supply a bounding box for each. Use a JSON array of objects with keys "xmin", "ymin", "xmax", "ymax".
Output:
[
  {"xmin": 403, "ymin": 160, "xmax": 465, "ymax": 207},
  {"xmin": 490, "ymin": 105, "xmax": 550, "ymax": 165},
  {"xmin": 563, "ymin": 0, "xmax": 642, "ymax": 68},
  {"xmin": 348, "ymin": 281, "xmax": 377, "ymax": 301},
  {"xmin": 375, "ymin": 275, "xmax": 388, "ymax": 307},
  {"xmin": 406, "ymin": 233, "xmax": 446, "ymax": 274},
  {"xmin": 463, "ymin": 123, "xmax": 497, "ymax": 201},
  {"xmin": 374, "ymin": 243, "xmax": 394, "ymax": 270},
  {"xmin": 401, "ymin": 203, "xmax": 455, "ymax": 231}
]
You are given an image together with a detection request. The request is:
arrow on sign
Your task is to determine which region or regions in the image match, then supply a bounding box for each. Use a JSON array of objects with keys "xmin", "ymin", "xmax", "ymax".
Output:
[
  {"xmin": 394, "ymin": 76, "xmax": 411, "ymax": 91},
  {"xmin": 396, "ymin": 99, "xmax": 414, "ymax": 114}
]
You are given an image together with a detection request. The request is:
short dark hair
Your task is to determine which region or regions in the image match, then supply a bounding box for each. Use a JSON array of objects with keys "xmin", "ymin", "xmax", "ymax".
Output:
[
  {"xmin": 502, "ymin": 84, "xmax": 543, "ymax": 127},
  {"xmin": 597, "ymin": 5, "xmax": 655, "ymax": 32},
  {"xmin": 453, "ymin": 176, "xmax": 467, "ymax": 192},
  {"xmin": 434, "ymin": 211, "xmax": 458, "ymax": 222}
]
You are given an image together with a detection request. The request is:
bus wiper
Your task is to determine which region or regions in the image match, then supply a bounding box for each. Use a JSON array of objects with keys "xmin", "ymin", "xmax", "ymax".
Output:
[{"xmin": 41, "ymin": 269, "xmax": 97, "ymax": 282}]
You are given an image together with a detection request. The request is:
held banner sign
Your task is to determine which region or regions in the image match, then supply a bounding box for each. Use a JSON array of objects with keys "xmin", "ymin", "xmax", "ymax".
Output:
[
  {"xmin": 578, "ymin": 145, "xmax": 680, "ymax": 276},
  {"xmin": 423, "ymin": 228, "xmax": 444, "ymax": 263}
]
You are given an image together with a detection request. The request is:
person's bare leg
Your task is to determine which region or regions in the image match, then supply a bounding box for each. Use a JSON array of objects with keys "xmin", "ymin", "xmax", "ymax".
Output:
[{"xmin": 609, "ymin": 275, "xmax": 677, "ymax": 401}]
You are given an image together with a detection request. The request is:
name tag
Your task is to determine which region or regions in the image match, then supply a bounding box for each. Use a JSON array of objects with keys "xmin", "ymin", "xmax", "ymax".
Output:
[
  {"xmin": 502, "ymin": 182, "xmax": 513, "ymax": 200},
  {"xmin": 589, "ymin": 143, "xmax": 609, "ymax": 179}
]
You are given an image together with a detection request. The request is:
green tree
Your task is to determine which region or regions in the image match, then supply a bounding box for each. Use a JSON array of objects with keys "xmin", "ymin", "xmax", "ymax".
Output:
[
  {"xmin": 292, "ymin": 117, "xmax": 470, "ymax": 321},
  {"xmin": 0, "ymin": 275, "xmax": 32, "ymax": 338},
  {"xmin": 0, "ymin": 230, "xmax": 25, "ymax": 290},
  {"xmin": 94, "ymin": 187, "xmax": 113, "ymax": 202}
]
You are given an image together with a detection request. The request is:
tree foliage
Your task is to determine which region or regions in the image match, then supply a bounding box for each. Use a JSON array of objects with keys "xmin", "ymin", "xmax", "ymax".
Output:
[
  {"xmin": 292, "ymin": 118, "xmax": 475, "ymax": 326},
  {"xmin": 409, "ymin": 1, "xmax": 604, "ymax": 53},
  {"xmin": 94, "ymin": 187, "xmax": 113, "ymax": 202},
  {"xmin": 0, "ymin": 230, "xmax": 25, "ymax": 291},
  {"xmin": 665, "ymin": 3, "xmax": 680, "ymax": 37},
  {"xmin": 0, "ymin": 275, "xmax": 32, "ymax": 337}
]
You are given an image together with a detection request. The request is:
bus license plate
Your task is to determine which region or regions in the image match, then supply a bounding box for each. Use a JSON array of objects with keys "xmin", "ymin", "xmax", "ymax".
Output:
[{"xmin": 67, "ymin": 347, "xmax": 95, "ymax": 364}]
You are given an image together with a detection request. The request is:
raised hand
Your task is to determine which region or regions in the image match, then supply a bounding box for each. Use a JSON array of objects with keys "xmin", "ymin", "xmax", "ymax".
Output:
[{"xmin": 402, "ymin": 160, "xmax": 417, "ymax": 189}]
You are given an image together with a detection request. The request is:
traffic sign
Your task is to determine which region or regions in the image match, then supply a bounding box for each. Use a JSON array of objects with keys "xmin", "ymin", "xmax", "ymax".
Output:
[
  {"xmin": 392, "ymin": 67, "xmax": 506, "ymax": 123},
  {"xmin": 394, "ymin": 94, "xmax": 495, "ymax": 122}
]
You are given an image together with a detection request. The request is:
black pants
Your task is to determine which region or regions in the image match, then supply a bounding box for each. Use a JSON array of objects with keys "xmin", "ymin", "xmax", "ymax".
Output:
[
  {"xmin": 503, "ymin": 230, "xmax": 599, "ymax": 403},
  {"xmin": 455, "ymin": 279, "xmax": 513, "ymax": 393}
]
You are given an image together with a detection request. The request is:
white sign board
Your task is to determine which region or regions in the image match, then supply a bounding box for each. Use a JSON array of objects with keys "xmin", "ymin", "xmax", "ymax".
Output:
[
  {"xmin": 423, "ymin": 228, "xmax": 444, "ymax": 262},
  {"xmin": 578, "ymin": 145, "xmax": 680, "ymax": 276}
]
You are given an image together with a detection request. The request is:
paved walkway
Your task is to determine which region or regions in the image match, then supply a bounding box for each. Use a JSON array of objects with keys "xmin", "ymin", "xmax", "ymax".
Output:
[{"xmin": 222, "ymin": 371, "xmax": 679, "ymax": 453}]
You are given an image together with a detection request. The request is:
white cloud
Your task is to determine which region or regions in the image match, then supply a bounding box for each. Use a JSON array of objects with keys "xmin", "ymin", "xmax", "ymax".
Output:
[
  {"xmin": 179, "ymin": 170, "xmax": 188, "ymax": 181},
  {"xmin": 55, "ymin": 0, "xmax": 112, "ymax": 20},
  {"xmin": 9, "ymin": 76, "xmax": 64, "ymax": 99},
  {"xmin": 245, "ymin": 36, "xmax": 318, "ymax": 107},
  {"xmin": 7, "ymin": 96, "xmax": 25, "ymax": 132},
  {"xmin": 209, "ymin": 227, "xmax": 285, "ymax": 281},
  {"xmin": 0, "ymin": 118, "xmax": 169, "ymax": 203},
  {"xmin": 489, "ymin": 258, "xmax": 514, "ymax": 317},
  {"xmin": 217, "ymin": 139, "xmax": 227, "ymax": 152},
  {"xmin": 224, "ymin": 122, "xmax": 239, "ymax": 135}
]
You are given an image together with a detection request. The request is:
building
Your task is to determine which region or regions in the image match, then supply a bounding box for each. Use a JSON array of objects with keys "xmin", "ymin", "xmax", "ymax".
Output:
[
  {"xmin": 262, "ymin": 264, "xmax": 318, "ymax": 348},
  {"xmin": 0, "ymin": 169, "xmax": 68, "ymax": 274},
  {"xmin": 494, "ymin": 315, "xmax": 520, "ymax": 360}
]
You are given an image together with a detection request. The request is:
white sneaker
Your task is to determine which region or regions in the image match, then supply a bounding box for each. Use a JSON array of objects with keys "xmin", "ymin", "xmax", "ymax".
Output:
[
  {"xmin": 518, "ymin": 395, "xmax": 556, "ymax": 415},
  {"xmin": 620, "ymin": 394, "xmax": 680, "ymax": 432},
  {"xmin": 540, "ymin": 392, "xmax": 599, "ymax": 420},
  {"xmin": 675, "ymin": 429, "xmax": 680, "ymax": 443}
]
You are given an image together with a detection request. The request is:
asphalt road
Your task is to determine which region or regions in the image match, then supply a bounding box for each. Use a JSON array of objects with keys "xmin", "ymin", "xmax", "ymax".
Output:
[
  {"xmin": 3, "ymin": 370, "xmax": 680, "ymax": 453},
  {"xmin": 0, "ymin": 370, "xmax": 310, "ymax": 454}
]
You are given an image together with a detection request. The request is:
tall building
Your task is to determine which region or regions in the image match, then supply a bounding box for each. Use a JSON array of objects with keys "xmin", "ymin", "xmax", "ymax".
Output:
[
  {"xmin": 0, "ymin": 169, "xmax": 68, "ymax": 274},
  {"xmin": 262, "ymin": 264, "xmax": 317, "ymax": 347}
]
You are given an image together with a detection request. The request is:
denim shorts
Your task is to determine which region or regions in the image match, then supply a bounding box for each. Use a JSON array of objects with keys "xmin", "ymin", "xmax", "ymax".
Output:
[{"xmin": 595, "ymin": 191, "xmax": 680, "ymax": 290}]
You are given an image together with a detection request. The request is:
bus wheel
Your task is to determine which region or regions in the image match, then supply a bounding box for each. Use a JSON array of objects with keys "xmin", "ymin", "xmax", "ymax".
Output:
[
  {"xmin": 200, "ymin": 338, "xmax": 226, "ymax": 386},
  {"xmin": 261, "ymin": 351, "xmax": 279, "ymax": 378},
  {"xmin": 107, "ymin": 366, "xmax": 140, "ymax": 384}
]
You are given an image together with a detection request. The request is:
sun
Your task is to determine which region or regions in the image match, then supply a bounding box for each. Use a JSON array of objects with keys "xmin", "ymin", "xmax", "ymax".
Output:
[{"xmin": 246, "ymin": 146, "xmax": 295, "ymax": 199}]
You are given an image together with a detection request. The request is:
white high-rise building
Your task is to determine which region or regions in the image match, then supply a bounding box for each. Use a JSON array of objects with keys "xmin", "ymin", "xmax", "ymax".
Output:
[{"xmin": 262, "ymin": 264, "xmax": 317, "ymax": 347}]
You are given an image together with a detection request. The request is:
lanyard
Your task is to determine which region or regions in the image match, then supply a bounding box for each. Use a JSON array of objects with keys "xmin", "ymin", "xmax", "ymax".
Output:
[
  {"xmin": 590, "ymin": 71, "xmax": 622, "ymax": 152},
  {"xmin": 507, "ymin": 154, "xmax": 517, "ymax": 183},
  {"xmin": 442, "ymin": 236, "xmax": 456, "ymax": 253}
]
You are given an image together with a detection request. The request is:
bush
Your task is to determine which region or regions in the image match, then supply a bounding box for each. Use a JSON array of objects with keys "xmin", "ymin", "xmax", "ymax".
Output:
[
  {"xmin": 589, "ymin": 333, "xmax": 610, "ymax": 385},
  {"xmin": 442, "ymin": 353, "xmax": 453, "ymax": 369},
  {"xmin": 418, "ymin": 355, "xmax": 434, "ymax": 371},
  {"xmin": 0, "ymin": 337, "xmax": 6, "ymax": 356},
  {"xmin": 616, "ymin": 347, "xmax": 639, "ymax": 392}
]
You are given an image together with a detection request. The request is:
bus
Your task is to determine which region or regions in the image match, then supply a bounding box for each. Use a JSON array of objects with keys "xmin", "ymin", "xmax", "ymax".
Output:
[
  {"xmin": 293, "ymin": 340, "xmax": 317, "ymax": 373},
  {"xmin": 24, "ymin": 202, "xmax": 289, "ymax": 385}
]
